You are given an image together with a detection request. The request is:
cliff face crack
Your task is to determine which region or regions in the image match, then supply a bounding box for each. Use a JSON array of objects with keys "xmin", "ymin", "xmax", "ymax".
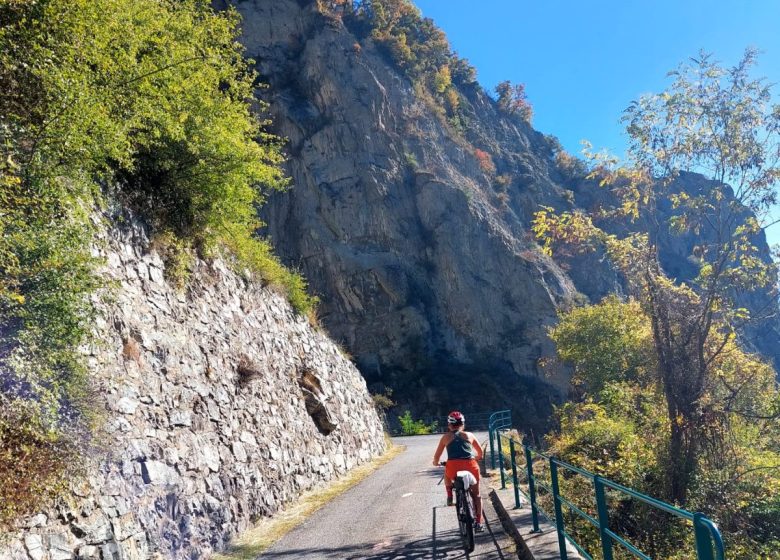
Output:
[{"xmin": 298, "ymin": 368, "xmax": 338, "ymax": 436}]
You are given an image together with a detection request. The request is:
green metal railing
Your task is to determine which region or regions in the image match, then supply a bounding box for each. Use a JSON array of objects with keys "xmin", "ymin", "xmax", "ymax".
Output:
[
  {"xmin": 488, "ymin": 409, "xmax": 512, "ymax": 470},
  {"xmin": 489, "ymin": 420, "xmax": 725, "ymax": 560}
]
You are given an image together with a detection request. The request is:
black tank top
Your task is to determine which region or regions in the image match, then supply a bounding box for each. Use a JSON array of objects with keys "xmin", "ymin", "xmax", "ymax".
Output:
[{"xmin": 446, "ymin": 431, "xmax": 475, "ymax": 460}]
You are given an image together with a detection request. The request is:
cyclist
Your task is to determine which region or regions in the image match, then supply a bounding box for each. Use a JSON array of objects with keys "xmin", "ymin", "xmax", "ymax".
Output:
[{"xmin": 432, "ymin": 411, "xmax": 484, "ymax": 532}]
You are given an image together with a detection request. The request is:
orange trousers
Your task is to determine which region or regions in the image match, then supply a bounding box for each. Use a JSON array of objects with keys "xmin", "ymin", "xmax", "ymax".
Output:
[{"xmin": 444, "ymin": 458, "xmax": 480, "ymax": 485}]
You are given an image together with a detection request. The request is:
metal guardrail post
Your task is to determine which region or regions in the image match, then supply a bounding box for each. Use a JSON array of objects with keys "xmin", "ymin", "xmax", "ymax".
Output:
[
  {"xmin": 549, "ymin": 458, "xmax": 568, "ymax": 560},
  {"xmin": 693, "ymin": 513, "xmax": 716, "ymax": 560},
  {"xmin": 489, "ymin": 426, "xmax": 496, "ymax": 469},
  {"xmin": 488, "ymin": 410, "xmax": 512, "ymax": 472},
  {"xmin": 509, "ymin": 438, "xmax": 521, "ymax": 509},
  {"xmin": 498, "ymin": 431, "xmax": 506, "ymax": 489},
  {"xmin": 524, "ymin": 444, "xmax": 540, "ymax": 532},
  {"xmin": 594, "ymin": 476, "xmax": 614, "ymax": 560}
]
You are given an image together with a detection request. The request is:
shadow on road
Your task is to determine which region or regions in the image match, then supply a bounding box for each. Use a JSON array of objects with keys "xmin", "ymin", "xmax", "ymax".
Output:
[
  {"xmin": 259, "ymin": 506, "xmax": 506, "ymax": 560},
  {"xmin": 257, "ymin": 533, "xmax": 463, "ymax": 559},
  {"xmin": 257, "ymin": 533, "xmax": 498, "ymax": 559}
]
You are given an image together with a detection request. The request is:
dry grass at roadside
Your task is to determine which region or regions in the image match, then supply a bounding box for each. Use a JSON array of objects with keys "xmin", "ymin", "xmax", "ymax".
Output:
[{"xmin": 213, "ymin": 439, "xmax": 403, "ymax": 560}]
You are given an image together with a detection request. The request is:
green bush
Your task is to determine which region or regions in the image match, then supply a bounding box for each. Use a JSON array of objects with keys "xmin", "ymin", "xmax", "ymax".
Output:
[{"xmin": 399, "ymin": 411, "xmax": 437, "ymax": 435}]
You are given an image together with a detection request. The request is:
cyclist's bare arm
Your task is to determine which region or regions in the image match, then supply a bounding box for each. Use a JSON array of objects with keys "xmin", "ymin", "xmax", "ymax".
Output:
[
  {"xmin": 432, "ymin": 433, "xmax": 451, "ymax": 466},
  {"xmin": 467, "ymin": 432, "xmax": 484, "ymax": 460}
]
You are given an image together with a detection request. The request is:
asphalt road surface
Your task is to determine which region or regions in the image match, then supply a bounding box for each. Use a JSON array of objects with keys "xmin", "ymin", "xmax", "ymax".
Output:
[{"xmin": 259, "ymin": 434, "xmax": 513, "ymax": 560}]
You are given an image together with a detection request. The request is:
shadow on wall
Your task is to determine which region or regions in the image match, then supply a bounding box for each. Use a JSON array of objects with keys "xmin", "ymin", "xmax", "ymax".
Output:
[{"xmin": 298, "ymin": 367, "xmax": 339, "ymax": 436}]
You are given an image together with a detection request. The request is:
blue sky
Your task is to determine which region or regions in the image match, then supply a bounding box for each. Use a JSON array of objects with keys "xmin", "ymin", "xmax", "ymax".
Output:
[{"xmin": 413, "ymin": 0, "xmax": 780, "ymax": 247}]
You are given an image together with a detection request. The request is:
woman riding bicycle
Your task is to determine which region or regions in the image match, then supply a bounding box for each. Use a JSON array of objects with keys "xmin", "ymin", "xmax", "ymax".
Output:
[{"xmin": 432, "ymin": 411, "xmax": 484, "ymax": 532}]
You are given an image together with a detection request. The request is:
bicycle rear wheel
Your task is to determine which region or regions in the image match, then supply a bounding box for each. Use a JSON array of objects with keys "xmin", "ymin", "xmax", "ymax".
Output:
[{"xmin": 458, "ymin": 490, "xmax": 475, "ymax": 554}]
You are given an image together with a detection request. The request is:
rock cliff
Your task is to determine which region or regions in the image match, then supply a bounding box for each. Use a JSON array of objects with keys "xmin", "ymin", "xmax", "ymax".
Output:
[
  {"xmin": 231, "ymin": 0, "xmax": 581, "ymax": 424},
  {"xmin": 1, "ymin": 218, "xmax": 385, "ymax": 559},
  {"xmin": 229, "ymin": 0, "xmax": 779, "ymax": 422}
]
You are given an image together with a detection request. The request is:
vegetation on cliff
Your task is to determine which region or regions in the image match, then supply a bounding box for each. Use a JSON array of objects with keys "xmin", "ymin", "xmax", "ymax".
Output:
[
  {"xmin": 318, "ymin": 0, "xmax": 533, "ymax": 136},
  {"xmin": 0, "ymin": 0, "xmax": 314, "ymax": 525},
  {"xmin": 536, "ymin": 51, "xmax": 780, "ymax": 557}
]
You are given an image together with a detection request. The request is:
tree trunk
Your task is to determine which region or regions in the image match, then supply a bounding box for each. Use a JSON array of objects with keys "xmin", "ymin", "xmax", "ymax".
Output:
[
  {"xmin": 667, "ymin": 411, "xmax": 696, "ymax": 505},
  {"xmin": 649, "ymin": 278, "xmax": 703, "ymax": 506}
]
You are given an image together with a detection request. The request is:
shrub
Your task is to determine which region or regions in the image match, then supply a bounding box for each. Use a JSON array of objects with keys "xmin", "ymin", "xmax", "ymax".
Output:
[
  {"xmin": 0, "ymin": 403, "xmax": 80, "ymax": 528},
  {"xmin": 433, "ymin": 65, "xmax": 452, "ymax": 93},
  {"xmin": 371, "ymin": 388, "xmax": 395, "ymax": 415},
  {"xmin": 494, "ymin": 173, "xmax": 512, "ymax": 189},
  {"xmin": 444, "ymin": 86, "xmax": 461, "ymax": 115},
  {"xmin": 399, "ymin": 411, "xmax": 437, "ymax": 435},
  {"xmin": 495, "ymin": 80, "xmax": 533, "ymax": 123},
  {"xmin": 555, "ymin": 150, "xmax": 588, "ymax": 180},
  {"xmin": 474, "ymin": 148, "xmax": 496, "ymax": 176},
  {"xmin": 548, "ymin": 296, "xmax": 653, "ymax": 394}
]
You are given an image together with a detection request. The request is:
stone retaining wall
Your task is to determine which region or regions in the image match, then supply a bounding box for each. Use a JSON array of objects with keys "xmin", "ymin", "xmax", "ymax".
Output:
[{"xmin": 1, "ymin": 221, "xmax": 386, "ymax": 559}]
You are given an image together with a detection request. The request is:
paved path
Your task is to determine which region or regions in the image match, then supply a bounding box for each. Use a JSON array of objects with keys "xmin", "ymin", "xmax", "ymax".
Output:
[{"xmin": 259, "ymin": 434, "xmax": 515, "ymax": 560}]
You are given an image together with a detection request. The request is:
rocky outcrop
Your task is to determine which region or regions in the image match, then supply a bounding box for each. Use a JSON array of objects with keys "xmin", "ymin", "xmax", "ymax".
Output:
[
  {"xmin": 1, "ymin": 219, "xmax": 385, "ymax": 559},
  {"xmin": 228, "ymin": 0, "xmax": 779, "ymax": 421}
]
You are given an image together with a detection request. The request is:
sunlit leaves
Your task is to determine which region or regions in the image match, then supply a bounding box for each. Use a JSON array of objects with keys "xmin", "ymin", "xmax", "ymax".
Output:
[
  {"xmin": 624, "ymin": 49, "xmax": 780, "ymax": 222},
  {"xmin": 549, "ymin": 296, "xmax": 654, "ymax": 393},
  {"xmin": 548, "ymin": 299, "xmax": 780, "ymax": 556},
  {"xmin": 535, "ymin": 49, "xmax": 780, "ymax": 516},
  {"xmin": 495, "ymin": 80, "xmax": 533, "ymax": 123}
]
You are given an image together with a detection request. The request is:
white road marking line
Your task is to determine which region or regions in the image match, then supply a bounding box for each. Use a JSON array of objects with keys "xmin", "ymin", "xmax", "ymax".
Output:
[{"xmin": 402, "ymin": 492, "xmax": 413, "ymax": 497}]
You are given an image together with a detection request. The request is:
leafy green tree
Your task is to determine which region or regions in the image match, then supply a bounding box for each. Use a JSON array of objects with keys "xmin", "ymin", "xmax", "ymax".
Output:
[
  {"xmin": 548, "ymin": 299, "xmax": 779, "ymax": 557},
  {"xmin": 534, "ymin": 49, "xmax": 780, "ymax": 505},
  {"xmin": 549, "ymin": 296, "xmax": 654, "ymax": 394}
]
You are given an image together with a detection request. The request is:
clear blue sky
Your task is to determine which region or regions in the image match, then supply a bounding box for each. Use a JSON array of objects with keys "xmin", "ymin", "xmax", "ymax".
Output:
[{"xmin": 413, "ymin": 0, "xmax": 780, "ymax": 247}]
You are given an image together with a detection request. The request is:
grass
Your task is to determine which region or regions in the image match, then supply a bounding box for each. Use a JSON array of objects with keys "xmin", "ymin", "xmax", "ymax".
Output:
[{"xmin": 212, "ymin": 438, "xmax": 403, "ymax": 560}]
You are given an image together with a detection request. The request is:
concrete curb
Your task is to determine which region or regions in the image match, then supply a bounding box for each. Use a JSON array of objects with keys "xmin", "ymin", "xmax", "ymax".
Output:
[{"xmin": 489, "ymin": 489, "xmax": 535, "ymax": 560}]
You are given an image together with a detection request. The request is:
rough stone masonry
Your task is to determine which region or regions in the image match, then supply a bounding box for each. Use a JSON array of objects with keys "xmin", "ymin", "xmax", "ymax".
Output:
[{"xmin": 1, "ymin": 220, "xmax": 386, "ymax": 559}]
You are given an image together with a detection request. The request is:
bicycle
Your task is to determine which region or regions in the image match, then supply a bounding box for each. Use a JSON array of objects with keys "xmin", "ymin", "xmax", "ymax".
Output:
[{"xmin": 440, "ymin": 461, "xmax": 476, "ymax": 554}]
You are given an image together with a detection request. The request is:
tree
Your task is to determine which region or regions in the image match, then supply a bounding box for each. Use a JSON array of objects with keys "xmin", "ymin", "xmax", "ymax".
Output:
[
  {"xmin": 495, "ymin": 80, "xmax": 533, "ymax": 123},
  {"xmin": 534, "ymin": 50, "xmax": 780, "ymax": 504},
  {"xmin": 549, "ymin": 296, "xmax": 654, "ymax": 394},
  {"xmin": 547, "ymin": 298, "xmax": 780, "ymax": 557}
]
